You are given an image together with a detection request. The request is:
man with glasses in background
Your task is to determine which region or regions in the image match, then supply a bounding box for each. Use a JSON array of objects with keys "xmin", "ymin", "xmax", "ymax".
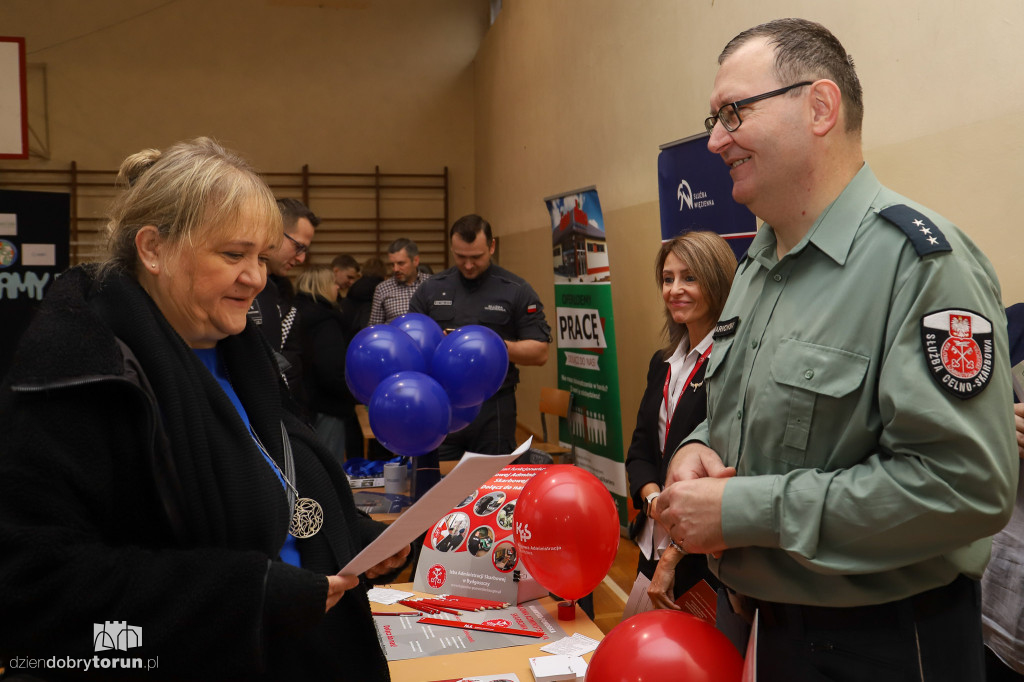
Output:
[
  {"xmin": 250, "ymin": 198, "xmax": 319, "ymax": 401},
  {"xmin": 655, "ymin": 18, "xmax": 1016, "ymax": 679}
]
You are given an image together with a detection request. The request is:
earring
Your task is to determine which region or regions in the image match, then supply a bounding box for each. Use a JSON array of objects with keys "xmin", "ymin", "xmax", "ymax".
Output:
[{"xmin": 151, "ymin": 263, "xmax": 157, "ymax": 269}]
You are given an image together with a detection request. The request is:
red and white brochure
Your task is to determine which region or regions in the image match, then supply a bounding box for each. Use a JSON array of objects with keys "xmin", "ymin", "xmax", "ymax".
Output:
[
  {"xmin": 674, "ymin": 579, "xmax": 718, "ymax": 624},
  {"xmin": 413, "ymin": 462, "xmax": 550, "ymax": 604},
  {"xmin": 340, "ymin": 449, "xmax": 523, "ymax": 576}
]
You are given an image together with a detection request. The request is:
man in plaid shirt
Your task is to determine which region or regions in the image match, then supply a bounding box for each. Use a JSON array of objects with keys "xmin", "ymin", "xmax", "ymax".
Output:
[{"xmin": 368, "ymin": 238, "xmax": 430, "ymax": 325}]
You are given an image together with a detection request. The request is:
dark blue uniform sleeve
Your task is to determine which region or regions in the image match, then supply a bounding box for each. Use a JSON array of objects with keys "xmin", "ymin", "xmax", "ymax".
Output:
[{"xmin": 512, "ymin": 280, "xmax": 551, "ymax": 343}]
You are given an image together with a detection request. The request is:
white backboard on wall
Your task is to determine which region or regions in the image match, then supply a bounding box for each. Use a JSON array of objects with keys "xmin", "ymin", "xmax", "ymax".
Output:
[{"xmin": 0, "ymin": 37, "xmax": 28, "ymax": 160}]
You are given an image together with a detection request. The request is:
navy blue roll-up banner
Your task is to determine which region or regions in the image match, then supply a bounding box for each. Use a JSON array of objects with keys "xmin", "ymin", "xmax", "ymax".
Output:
[{"xmin": 657, "ymin": 132, "xmax": 757, "ymax": 261}]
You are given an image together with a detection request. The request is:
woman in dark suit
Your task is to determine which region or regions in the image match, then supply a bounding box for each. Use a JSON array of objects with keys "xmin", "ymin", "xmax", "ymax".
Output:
[{"xmin": 625, "ymin": 231, "xmax": 736, "ymax": 609}]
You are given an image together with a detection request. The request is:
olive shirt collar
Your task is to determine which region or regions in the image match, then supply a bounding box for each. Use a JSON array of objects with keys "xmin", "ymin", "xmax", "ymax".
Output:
[{"xmin": 744, "ymin": 163, "xmax": 880, "ymax": 271}]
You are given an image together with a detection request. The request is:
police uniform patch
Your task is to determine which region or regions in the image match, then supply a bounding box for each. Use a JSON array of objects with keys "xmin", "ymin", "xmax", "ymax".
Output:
[
  {"xmin": 921, "ymin": 309, "xmax": 994, "ymax": 399},
  {"xmin": 879, "ymin": 205, "xmax": 952, "ymax": 257}
]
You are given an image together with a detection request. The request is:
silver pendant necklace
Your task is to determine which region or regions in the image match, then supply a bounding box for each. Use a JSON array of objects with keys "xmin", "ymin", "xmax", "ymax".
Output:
[
  {"xmin": 250, "ymin": 426, "xmax": 323, "ymax": 539},
  {"xmin": 289, "ymin": 497, "xmax": 324, "ymax": 539}
]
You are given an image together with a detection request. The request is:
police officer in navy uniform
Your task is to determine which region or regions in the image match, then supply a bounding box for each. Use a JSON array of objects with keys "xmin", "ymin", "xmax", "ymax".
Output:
[{"xmin": 410, "ymin": 214, "xmax": 551, "ymax": 461}]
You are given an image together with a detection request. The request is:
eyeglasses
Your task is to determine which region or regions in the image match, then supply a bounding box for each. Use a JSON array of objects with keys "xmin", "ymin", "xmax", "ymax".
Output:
[
  {"xmin": 704, "ymin": 81, "xmax": 813, "ymax": 135},
  {"xmin": 283, "ymin": 232, "xmax": 308, "ymax": 256}
]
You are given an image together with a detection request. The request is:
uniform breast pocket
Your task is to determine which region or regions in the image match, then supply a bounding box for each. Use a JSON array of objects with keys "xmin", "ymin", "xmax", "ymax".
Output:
[
  {"xmin": 704, "ymin": 336, "xmax": 734, "ymax": 381},
  {"xmin": 479, "ymin": 306, "xmax": 511, "ymax": 329},
  {"xmin": 770, "ymin": 338, "xmax": 869, "ymax": 462},
  {"xmin": 702, "ymin": 336, "xmax": 734, "ymax": 421},
  {"xmin": 430, "ymin": 304, "xmax": 456, "ymax": 329}
]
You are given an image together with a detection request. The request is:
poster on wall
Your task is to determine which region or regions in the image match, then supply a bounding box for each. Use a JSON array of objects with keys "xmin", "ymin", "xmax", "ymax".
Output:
[
  {"xmin": 658, "ymin": 132, "xmax": 757, "ymax": 259},
  {"xmin": 0, "ymin": 189, "xmax": 71, "ymax": 382},
  {"xmin": 543, "ymin": 186, "xmax": 628, "ymax": 528}
]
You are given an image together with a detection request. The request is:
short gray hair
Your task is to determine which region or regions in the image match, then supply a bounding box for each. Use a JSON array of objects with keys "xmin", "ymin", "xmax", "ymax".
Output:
[{"xmin": 720, "ymin": 18, "xmax": 864, "ymax": 134}]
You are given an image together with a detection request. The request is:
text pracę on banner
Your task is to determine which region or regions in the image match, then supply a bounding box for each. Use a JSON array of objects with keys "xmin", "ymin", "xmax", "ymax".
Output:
[{"xmin": 555, "ymin": 306, "xmax": 607, "ymax": 348}]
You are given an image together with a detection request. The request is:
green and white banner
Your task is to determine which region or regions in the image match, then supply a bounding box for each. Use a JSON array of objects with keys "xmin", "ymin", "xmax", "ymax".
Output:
[{"xmin": 544, "ymin": 187, "xmax": 628, "ymax": 527}]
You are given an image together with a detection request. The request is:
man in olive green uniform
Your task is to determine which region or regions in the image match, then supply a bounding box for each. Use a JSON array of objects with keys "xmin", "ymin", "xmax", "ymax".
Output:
[{"xmin": 655, "ymin": 18, "xmax": 1017, "ymax": 679}]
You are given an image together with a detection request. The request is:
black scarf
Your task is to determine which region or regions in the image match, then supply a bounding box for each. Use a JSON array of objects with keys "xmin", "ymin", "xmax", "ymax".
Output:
[{"xmin": 89, "ymin": 269, "xmax": 292, "ymax": 554}]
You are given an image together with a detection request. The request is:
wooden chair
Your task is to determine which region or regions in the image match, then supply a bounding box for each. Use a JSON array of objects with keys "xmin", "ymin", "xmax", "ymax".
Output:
[
  {"xmin": 354, "ymin": 404, "xmax": 376, "ymax": 457},
  {"xmin": 526, "ymin": 387, "xmax": 575, "ymax": 463}
]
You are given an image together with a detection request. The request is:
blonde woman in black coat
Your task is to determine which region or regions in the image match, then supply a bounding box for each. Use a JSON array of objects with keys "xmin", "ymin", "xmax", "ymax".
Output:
[
  {"xmin": 0, "ymin": 138, "xmax": 406, "ymax": 680},
  {"xmin": 294, "ymin": 264, "xmax": 356, "ymax": 463}
]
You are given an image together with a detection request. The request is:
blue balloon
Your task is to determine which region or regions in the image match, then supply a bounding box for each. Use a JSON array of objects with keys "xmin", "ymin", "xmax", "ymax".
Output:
[
  {"xmin": 368, "ymin": 371, "xmax": 452, "ymax": 457},
  {"xmin": 345, "ymin": 325, "xmax": 427, "ymax": 404},
  {"xmin": 449, "ymin": 402, "xmax": 482, "ymax": 433},
  {"xmin": 430, "ymin": 325, "xmax": 509, "ymax": 408},
  {"xmin": 390, "ymin": 313, "xmax": 444, "ymax": 365}
]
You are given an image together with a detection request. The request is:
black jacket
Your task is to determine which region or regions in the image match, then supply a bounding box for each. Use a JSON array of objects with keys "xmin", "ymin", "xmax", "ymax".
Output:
[
  {"xmin": 0, "ymin": 267, "xmax": 389, "ymax": 681},
  {"xmin": 251, "ymin": 274, "xmax": 307, "ymax": 407},
  {"xmin": 292, "ymin": 292, "xmax": 355, "ymax": 419},
  {"xmin": 624, "ymin": 348, "xmax": 718, "ymax": 597},
  {"xmin": 625, "ymin": 349, "xmax": 710, "ymax": 505},
  {"xmin": 345, "ymin": 275, "xmax": 383, "ymax": 335}
]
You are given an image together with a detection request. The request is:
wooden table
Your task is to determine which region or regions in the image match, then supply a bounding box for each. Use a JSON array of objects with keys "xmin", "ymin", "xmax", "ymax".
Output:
[{"xmin": 382, "ymin": 583, "xmax": 603, "ymax": 681}]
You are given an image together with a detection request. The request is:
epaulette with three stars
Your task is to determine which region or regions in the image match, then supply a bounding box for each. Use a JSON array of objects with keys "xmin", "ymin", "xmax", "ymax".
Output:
[{"xmin": 878, "ymin": 204, "xmax": 952, "ymax": 257}]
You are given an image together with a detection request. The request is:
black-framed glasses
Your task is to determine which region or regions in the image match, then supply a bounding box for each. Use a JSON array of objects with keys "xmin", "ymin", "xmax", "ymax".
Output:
[
  {"xmin": 283, "ymin": 232, "xmax": 308, "ymax": 256},
  {"xmin": 704, "ymin": 81, "xmax": 813, "ymax": 135}
]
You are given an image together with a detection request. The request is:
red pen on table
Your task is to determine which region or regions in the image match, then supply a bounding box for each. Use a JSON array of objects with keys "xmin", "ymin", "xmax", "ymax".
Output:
[
  {"xmin": 438, "ymin": 595, "xmax": 508, "ymax": 611},
  {"xmin": 414, "ymin": 599, "xmax": 462, "ymax": 615},
  {"xmin": 417, "ymin": 617, "xmax": 543, "ymax": 638},
  {"xmin": 432, "ymin": 597, "xmax": 480, "ymax": 611},
  {"xmin": 399, "ymin": 599, "xmax": 438, "ymax": 614}
]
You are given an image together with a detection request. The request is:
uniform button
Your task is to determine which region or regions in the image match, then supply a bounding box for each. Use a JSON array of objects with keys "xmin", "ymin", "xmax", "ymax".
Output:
[
  {"xmin": 773, "ymin": 274, "xmax": 782, "ymax": 282},
  {"xmin": 751, "ymin": 340, "xmax": 758, "ymax": 349},
  {"xmin": 736, "ymin": 410, "xmax": 743, "ymax": 419},
  {"xmin": 804, "ymin": 369, "xmax": 814, "ymax": 380}
]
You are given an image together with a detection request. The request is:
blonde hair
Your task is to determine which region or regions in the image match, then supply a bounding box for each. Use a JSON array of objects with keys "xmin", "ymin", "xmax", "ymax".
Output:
[
  {"xmin": 296, "ymin": 264, "xmax": 339, "ymax": 304},
  {"xmin": 103, "ymin": 137, "xmax": 281, "ymax": 277},
  {"xmin": 655, "ymin": 231, "xmax": 737, "ymax": 358}
]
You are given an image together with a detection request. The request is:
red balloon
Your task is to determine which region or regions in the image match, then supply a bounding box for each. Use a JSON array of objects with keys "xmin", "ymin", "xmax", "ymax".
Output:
[
  {"xmin": 513, "ymin": 465, "xmax": 618, "ymax": 601},
  {"xmin": 586, "ymin": 610, "xmax": 743, "ymax": 682}
]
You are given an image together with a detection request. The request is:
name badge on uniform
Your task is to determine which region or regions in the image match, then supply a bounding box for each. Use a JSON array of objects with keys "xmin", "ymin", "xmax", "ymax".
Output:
[
  {"xmin": 714, "ymin": 316, "xmax": 739, "ymax": 339},
  {"xmin": 921, "ymin": 309, "xmax": 994, "ymax": 399}
]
